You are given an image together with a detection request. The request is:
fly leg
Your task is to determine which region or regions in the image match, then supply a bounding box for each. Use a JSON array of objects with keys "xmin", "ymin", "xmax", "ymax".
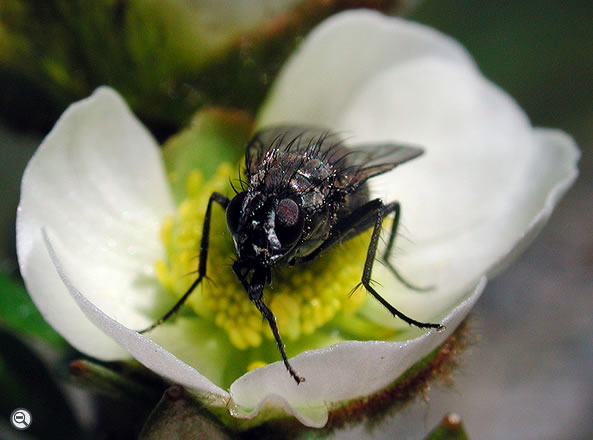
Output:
[
  {"xmin": 363, "ymin": 200, "xmax": 443, "ymax": 330},
  {"xmin": 235, "ymin": 263, "xmax": 304, "ymax": 384},
  {"xmin": 381, "ymin": 202, "xmax": 433, "ymax": 291},
  {"xmin": 295, "ymin": 199, "xmax": 442, "ymax": 330},
  {"xmin": 138, "ymin": 192, "xmax": 229, "ymax": 334}
]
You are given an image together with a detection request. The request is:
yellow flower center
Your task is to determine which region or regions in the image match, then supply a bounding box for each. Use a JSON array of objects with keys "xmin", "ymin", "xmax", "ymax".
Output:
[{"xmin": 155, "ymin": 164, "xmax": 370, "ymax": 352}]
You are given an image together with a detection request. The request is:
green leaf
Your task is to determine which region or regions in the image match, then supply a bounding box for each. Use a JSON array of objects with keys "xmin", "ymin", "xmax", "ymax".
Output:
[
  {"xmin": 0, "ymin": 272, "xmax": 67, "ymax": 348},
  {"xmin": 162, "ymin": 108, "xmax": 253, "ymax": 202}
]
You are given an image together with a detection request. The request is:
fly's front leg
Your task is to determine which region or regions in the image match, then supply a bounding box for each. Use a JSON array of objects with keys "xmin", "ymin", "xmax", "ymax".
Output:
[
  {"xmin": 245, "ymin": 268, "xmax": 305, "ymax": 385},
  {"xmin": 363, "ymin": 200, "xmax": 443, "ymax": 330},
  {"xmin": 138, "ymin": 192, "xmax": 229, "ymax": 333}
]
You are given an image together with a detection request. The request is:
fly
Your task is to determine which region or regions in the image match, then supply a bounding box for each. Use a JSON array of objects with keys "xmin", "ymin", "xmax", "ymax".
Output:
[{"xmin": 140, "ymin": 126, "xmax": 444, "ymax": 384}]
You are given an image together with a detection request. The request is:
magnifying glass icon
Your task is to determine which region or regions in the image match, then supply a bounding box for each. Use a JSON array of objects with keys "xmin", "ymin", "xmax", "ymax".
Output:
[{"xmin": 11, "ymin": 408, "xmax": 32, "ymax": 430}]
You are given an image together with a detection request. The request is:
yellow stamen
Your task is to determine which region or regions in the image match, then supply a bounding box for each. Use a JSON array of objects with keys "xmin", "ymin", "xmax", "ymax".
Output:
[{"xmin": 247, "ymin": 360, "xmax": 268, "ymax": 371}]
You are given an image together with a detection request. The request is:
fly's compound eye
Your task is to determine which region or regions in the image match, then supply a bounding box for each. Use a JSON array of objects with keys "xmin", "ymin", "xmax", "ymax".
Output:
[
  {"xmin": 226, "ymin": 191, "xmax": 247, "ymax": 235},
  {"xmin": 275, "ymin": 198, "xmax": 304, "ymax": 248}
]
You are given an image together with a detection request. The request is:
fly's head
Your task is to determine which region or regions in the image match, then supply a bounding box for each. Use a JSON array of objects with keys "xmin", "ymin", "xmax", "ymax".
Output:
[{"xmin": 226, "ymin": 190, "xmax": 305, "ymax": 268}]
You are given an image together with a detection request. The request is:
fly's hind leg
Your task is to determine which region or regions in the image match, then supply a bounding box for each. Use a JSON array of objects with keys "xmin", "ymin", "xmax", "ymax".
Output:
[
  {"xmin": 362, "ymin": 200, "xmax": 443, "ymax": 330},
  {"xmin": 381, "ymin": 202, "xmax": 433, "ymax": 292},
  {"xmin": 292, "ymin": 198, "xmax": 442, "ymax": 330},
  {"xmin": 138, "ymin": 192, "xmax": 229, "ymax": 334}
]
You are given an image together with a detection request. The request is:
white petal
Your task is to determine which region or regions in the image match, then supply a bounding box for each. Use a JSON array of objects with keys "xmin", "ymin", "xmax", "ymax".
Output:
[
  {"xmin": 337, "ymin": 59, "xmax": 579, "ymax": 327},
  {"xmin": 257, "ymin": 9, "xmax": 580, "ymax": 327},
  {"xmin": 246, "ymin": 10, "xmax": 580, "ymax": 423},
  {"xmin": 486, "ymin": 128, "xmax": 580, "ymax": 277},
  {"xmin": 16, "ymin": 87, "xmax": 175, "ymax": 359},
  {"xmin": 42, "ymin": 230, "xmax": 229, "ymax": 401},
  {"xmin": 257, "ymin": 10, "xmax": 475, "ymax": 127},
  {"xmin": 339, "ymin": 58, "xmax": 532, "ymax": 244},
  {"xmin": 229, "ymin": 278, "xmax": 485, "ymax": 428}
]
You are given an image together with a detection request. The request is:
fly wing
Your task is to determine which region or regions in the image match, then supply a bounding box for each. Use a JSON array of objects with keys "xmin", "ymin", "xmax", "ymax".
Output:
[
  {"xmin": 336, "ymin": 142, "xmax": 424, "ymax": 189},
  {"xmin": 246, "ymin": 126, "xmax": 424, "ymax": 188},
  {"xmin": 245, "ymin": 126, "xmax": 340, "ymax": 176}
]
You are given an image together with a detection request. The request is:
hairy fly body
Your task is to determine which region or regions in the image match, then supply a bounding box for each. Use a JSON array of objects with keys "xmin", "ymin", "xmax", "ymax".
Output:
[{"xmin": 140, "ymin": 126, "xmax": 443, "ymax": 384}]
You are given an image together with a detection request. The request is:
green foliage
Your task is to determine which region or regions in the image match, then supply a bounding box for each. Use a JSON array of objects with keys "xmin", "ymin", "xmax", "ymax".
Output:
[
  {"xmin": 0, "ymin": 0, "xmax": 399, "ymax": 132},
  {"xmin": 0, "ymin": 272, "xmax": 67, "ymax": 347}
]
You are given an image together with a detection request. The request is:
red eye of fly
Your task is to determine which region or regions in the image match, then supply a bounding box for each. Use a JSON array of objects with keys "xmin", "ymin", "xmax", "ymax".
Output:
[
  {"xmin": 275, "ymin": 198, "xmax": 303, "ymax": 248},
  {"xmin": 277, "ymin": 198, "xmax": 299, "ymax": 226}
]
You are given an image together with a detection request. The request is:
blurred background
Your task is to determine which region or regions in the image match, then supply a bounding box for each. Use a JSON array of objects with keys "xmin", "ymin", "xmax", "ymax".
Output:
[{"xmin": 1, "ymin": 1, "xmax": 591, "ymax": 439}]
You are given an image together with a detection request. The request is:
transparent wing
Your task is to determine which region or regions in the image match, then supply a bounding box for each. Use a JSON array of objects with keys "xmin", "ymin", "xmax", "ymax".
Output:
[
  {"xmin": 339, "ymin": 142, "xmax": 424, "ymax": 188},
  {"xmin": 245, "ymin": 125, "xmax": 424, "ymax": 188}
]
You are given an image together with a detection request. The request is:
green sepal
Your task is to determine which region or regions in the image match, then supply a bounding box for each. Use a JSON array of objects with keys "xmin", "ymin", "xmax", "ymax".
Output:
[
  {"xmin": 424, "ymin": 413, "xmax": 469, "ymax": 440},
  {"xmin": 161, "ymin": 108, "xmax": 253, "ymax": 202},
  {"xmin": 68, "ymin": 358, "xmax": 166, "ymax": 402},
  {"xmin": 139, "ymin": 385, "xmax": 235, "ymax": 440}
]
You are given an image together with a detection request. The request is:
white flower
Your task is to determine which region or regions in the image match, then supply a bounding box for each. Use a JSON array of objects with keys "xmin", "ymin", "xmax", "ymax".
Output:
[{"xmin": 16, "ymin": 11, "xmax": 578, "ymax": 428}]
